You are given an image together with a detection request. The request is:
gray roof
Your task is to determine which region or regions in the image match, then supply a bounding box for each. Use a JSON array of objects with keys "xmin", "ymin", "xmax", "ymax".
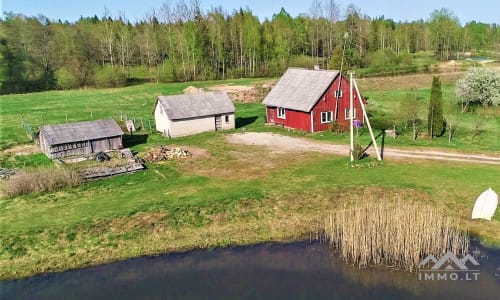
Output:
[
  {"xmin": 262, "ymin": 68, "xmax": 340, "ymax": 112},
  {"xmin": 156, "ymin": 91, "xmax": 235, "ymax": 120},
  {"xmin": 40, "ymin": 119, "xmax": 123, "ymax": 146}
]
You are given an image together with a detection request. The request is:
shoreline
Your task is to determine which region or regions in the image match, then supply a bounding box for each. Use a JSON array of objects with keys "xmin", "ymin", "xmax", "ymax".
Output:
[{"xmin": 2, "ymin": 224, "xmax": 500, "ymax": 281}]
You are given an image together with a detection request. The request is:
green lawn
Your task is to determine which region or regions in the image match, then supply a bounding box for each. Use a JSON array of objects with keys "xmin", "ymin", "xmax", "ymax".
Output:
[{"xmin": 0, "ymin": 76, "xmax": 499, "ymax": 279}]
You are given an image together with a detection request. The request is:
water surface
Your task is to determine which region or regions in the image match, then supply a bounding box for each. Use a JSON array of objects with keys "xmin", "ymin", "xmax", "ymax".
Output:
[{"xmin": 1, "ymin": 241, "xmax": 499, "ymax": 299}]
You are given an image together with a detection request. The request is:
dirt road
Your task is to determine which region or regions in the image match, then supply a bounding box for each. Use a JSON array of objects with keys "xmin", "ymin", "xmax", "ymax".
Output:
[{"xmin": 226, "ymin": 132, "xmax": 500, "ymax": 165}]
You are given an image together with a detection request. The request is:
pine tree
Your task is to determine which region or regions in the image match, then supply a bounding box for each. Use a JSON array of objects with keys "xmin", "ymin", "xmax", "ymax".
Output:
[{"xmin": 428, "ymin": 76, "xmax": 445, "ymax": 138}]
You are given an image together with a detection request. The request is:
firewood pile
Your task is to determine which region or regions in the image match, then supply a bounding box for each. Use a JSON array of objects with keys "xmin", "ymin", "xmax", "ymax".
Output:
[{"xmin": 143, "ymin": 146, "xmax": 191, "ymax": 163}]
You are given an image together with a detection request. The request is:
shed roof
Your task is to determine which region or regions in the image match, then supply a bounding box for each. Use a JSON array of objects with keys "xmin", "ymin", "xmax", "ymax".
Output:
[
  {"xmin": 156, "ymin": 91, "xmax": 235, "ymax": 120},
  {"xmin": 40, "ymin": 119, "xmax": 123, "ymax": 146},
  {"xmin": 262, "ymin": 68, "xmax": 340, "ymax": 112}
]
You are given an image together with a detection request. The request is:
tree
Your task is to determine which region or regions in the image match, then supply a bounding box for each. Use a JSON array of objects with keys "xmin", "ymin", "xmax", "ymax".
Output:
[
  {"xmin": 398, "ymin": 88, "xmax": 422, "ymax": 140},
  {"xmin": 428, "ymin": 76, "xmax": 445, "ymax": 138},
  {"xmin": 429, "ymin": 9, "xmax": 460, "ymax": 60},
  {"xmin": 456, "ymin": 68, "xmax": 500, "ymax": 112}
]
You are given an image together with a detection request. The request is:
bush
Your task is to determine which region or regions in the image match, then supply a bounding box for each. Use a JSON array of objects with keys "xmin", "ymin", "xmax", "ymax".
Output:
[
  {"xmin": 56, "ymin": 67, "xmax": 80, "ymax": 90},
  {"xmin": 3, "ymin": 167, "xmax": 82, "ymax": 198},
  {"xmin": 93, "ymin": 66, "xmax": 127, "ymax": 88}
]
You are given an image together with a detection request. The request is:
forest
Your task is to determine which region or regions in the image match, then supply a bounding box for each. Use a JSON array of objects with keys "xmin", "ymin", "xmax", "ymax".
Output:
[{"xmin": 1, "ymin": 0, "xmax": 500, "ymax": 94}]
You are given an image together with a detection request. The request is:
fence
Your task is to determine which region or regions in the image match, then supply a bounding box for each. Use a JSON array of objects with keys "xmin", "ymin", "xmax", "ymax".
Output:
[
  {"xmin": 21, "ymin": 117, "xmax": 36, "ymax": 142},
  {"xmin": 21, "ymin": 111, "xmax": 156, "ymax": 139},
  {"xmin": 120, "ymin": 112, "xmax": 155, "ymax": 132}
]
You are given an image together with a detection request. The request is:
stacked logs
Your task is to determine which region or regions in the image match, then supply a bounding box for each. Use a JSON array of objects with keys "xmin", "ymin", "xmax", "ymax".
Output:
[{"xmin": 143, "ymin": 146, "xmax": 191, "ymax": 163}]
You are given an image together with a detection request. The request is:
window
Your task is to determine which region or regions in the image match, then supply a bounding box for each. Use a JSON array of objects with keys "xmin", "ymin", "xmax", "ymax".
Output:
[
  {"xmin": 225, "ymin": 115, "xmax": 230, "ymax": 123},
  {"xmin": 335, "ymin": 90, "xmax": 343, "ymax": 98},
  {"xmin": 321, "ymin": 111, "xmax": 333, "ymax": 124},
  {"xmin": 344, "ymin": 108, "xmax": 357, "ymax": 120},
  {"xmin": 277, "ymin": 107, "xmax": 286, "ymax": 119}
]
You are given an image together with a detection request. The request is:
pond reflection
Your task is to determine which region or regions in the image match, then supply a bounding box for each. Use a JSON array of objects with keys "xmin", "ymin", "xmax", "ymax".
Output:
[{"xmin": 1, "ymin": 241, "xmax": 499, "ymax": 300}]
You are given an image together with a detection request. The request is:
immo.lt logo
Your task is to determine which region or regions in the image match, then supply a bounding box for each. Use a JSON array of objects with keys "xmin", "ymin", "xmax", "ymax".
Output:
[{"xmin": 418, "ymin": 251, "xmax": 480, "ymax": 281}]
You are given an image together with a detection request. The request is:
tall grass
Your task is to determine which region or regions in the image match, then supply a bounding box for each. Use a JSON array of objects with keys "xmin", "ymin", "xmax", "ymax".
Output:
[
  {"xmin": 322, "ymin": 201, "xmax": 469, "ymax": 271},
  {"xmin": 2, "ymin": 167, "xmax": 81, "ymax": 198}
]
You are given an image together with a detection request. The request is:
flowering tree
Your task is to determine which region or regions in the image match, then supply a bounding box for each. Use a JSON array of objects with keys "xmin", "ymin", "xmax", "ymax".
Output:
[{"xmin": 456, "ymin": 68, "xmax": 500, "ymax": 113}]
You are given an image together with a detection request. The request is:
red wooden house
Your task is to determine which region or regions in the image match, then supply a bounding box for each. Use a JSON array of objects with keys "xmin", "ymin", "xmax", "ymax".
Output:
[{"xmin": 263, "ymin": 68, "xmax": 364, "ymax": 133}]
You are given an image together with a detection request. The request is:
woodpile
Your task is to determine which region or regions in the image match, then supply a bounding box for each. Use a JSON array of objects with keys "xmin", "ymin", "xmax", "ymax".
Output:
[{"xmin": 143, "ymin": 146, "xmax": 191, "ymax": 163}]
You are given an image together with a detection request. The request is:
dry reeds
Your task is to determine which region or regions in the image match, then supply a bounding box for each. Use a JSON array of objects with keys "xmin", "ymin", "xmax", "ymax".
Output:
[
  {"xmin": 323, "ymin": 201, "xmax": 469, "ymax": 271},
  {"xmin": 3, "ymin": 167, "xmax": 81, "ymax": 198}
]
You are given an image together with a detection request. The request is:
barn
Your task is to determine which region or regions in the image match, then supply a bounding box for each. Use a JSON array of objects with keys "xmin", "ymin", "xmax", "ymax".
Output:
[
  {"xmin": 39, "ymin": 119, "xmax": 124, "ymax": 159},
  {"xmin": 154, "ymin": 91, "xmax": 235, "ymax": 138},
  {"xmin": 263, "ymin": 68, "xmax": 365, "ymax": 133}
]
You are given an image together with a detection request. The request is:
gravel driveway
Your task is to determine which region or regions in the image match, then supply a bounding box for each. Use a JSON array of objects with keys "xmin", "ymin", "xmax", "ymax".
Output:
[{"xmin": 226, "ymin": 132, "xmax": 500, "ymax": 165}]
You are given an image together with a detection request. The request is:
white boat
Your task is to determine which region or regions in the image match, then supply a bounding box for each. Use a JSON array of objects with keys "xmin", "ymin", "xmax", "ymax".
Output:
[{"xmin": 472, "ymin": 188, "xmax": 498, "ymax": 221}]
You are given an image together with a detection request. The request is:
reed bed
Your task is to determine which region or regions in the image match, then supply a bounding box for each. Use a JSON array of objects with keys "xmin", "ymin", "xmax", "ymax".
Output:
[
  {"xmin": 2, "ymin": 167, "xmax": 81, "ymax": 198},
  {"xmin": 322, "ymin": 201, "xmax": 469, "ymax": 271}
]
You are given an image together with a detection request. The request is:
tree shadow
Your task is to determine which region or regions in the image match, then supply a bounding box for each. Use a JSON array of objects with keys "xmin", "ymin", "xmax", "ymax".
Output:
[
  {"xmin": 123, "ymin": 134, "xmax": 149, "ymax": 148},
  {"xmin": 236, "ymin": 116, "xmax": 258, "ymax": 129}
]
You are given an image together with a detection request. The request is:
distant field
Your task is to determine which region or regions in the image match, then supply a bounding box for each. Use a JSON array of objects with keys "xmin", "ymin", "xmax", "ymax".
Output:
[
  {"xmin": 0, "ymin": 78, "xmax": 271, "ymax": 150},
  {"xmin": 0, "ymin": 74, "xmax": 499, "ymax": 279}
]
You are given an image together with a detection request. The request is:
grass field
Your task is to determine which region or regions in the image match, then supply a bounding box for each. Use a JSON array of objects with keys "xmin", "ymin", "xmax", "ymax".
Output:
[{"xmin": 0, "ymin": 74, "xmax": 499, "ymax": 279}]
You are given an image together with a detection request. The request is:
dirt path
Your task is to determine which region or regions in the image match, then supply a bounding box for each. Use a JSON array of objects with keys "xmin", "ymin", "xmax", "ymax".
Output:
[{"xmin": 226, "ymin": 132, "xmax": 500, "ymax": 165}]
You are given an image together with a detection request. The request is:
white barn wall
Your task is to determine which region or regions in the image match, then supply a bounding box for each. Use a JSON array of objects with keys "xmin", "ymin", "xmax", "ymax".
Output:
[
  {"xmin": 170, "ymin": 116, "xmax": 215, "ymax": 137},
  {"xmin": 221, "ymin": 114, "xmax": 235, "ymax": 130},
  {"xmin": 154, "ymin": 105, "xmax": 172, "ymax": 136},
  {"xmin": 155, "ymin": 103, "xmax": 235, "ymax": 138}
]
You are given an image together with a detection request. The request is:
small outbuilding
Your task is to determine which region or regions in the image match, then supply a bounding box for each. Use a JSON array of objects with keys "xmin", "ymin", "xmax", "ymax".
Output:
[
  {"xmin": 39, "ymin": 119, "xmax": 124, "ymax": 159},
  {"xmin": 154, "ymin": 91, "xmax": 235, "ymax": 138},
  {"xmin": 263, "ymin": 67, "xmax": 365, "ymax": 133}
]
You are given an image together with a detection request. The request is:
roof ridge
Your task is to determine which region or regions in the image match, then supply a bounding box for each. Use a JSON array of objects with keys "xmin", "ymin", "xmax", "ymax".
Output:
[{"xmin": 287, "ymin": 67, "xmax": 340, "ymax": 72}]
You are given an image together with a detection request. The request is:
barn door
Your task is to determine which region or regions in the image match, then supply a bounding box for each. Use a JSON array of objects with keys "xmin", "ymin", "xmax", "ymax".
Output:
[{"xmin": 215, "ymin": 115, "xmax": 222, "ymax": 131}]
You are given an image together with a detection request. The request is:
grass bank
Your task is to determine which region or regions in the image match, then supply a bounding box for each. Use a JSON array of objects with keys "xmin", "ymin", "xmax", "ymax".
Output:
[{"xmin": 1, "ymin": 137, "xmax": 499, "ymax": 279}]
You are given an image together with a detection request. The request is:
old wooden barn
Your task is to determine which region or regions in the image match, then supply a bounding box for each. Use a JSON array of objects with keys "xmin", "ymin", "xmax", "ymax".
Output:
[
  {"xmin": 39, "ymin": 119, "xmax": 124, "ymax": 159},
  {"xmin": 154, "ymin": 91, "xmax": 235, "ymax": 138},
  {"xmin": 263, "ymin": 68, "xmax": 365, "ymax": 133}
]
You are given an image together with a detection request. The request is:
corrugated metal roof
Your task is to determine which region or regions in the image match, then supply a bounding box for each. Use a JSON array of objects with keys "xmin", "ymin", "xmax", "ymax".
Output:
[
  {"xmin": 262, "ymin": 68, "xmax": 340, "ymax": 112},
  {"xmin": 156, "ymin": 91, "xmax": 235, "ymax": 120},
  {"xmin": 40, "ymin": 119, "xmax": 123, "ymax": 146}
]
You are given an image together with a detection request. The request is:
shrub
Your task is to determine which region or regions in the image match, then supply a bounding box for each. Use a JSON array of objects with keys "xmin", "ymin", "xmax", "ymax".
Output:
[
  {"xmin": 3, "ymin": 167, "xmax": 82, "ymax": 198},
  {"xmin": 93, "ymin": 66, "xmax": 127, "ymax": 88},
  {"xmin": 56, "ymin": 67, "xmax": 80, "ymax": 90}
]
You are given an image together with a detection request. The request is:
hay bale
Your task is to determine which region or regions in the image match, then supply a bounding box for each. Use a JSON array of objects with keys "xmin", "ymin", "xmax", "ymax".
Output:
[{"xmin": 183, "ymin": 86, "xmax": 200, "ymax": 94}]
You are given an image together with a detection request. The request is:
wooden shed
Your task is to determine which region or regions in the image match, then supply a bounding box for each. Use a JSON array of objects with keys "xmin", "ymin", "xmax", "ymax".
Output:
[
  {"xmin": 263, "ymin": 68, "xmax": 365, "ymax": 133},
  {"xmin": 154, "ymin": 91, "xmax": 235, "ymax": 138},
  {"xmin": 39, "ymin": 119, "xmax": 124, "ymax": 159}
]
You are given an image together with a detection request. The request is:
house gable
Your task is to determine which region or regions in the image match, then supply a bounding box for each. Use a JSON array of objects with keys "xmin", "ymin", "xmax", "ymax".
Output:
[{"xmin": 264, "ymin": 71, "xmax": 365, "ymax": 133}]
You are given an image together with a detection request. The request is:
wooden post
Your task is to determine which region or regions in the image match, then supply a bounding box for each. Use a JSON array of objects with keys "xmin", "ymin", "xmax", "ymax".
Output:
[
  {"xmin": 148, "ymin": 120, "xmax": 152, "ymax": 131},
  {"xmin": 66, "ymin": 114, "xmax": 68, "ymax": 122},
  {"xmin": 141, "ymin": 118, "xmax": 144, "ymax": 130},
  {"xmin": 349, "ymin": 70, "xmax": 354, "ymax": 162},
  {"xmin": 91, "ymin": 111, "xmax": 93, "ymax": 120},
  {"xmin": 353, "ymin": 78, "xmax": 382, "ymax": 161}
]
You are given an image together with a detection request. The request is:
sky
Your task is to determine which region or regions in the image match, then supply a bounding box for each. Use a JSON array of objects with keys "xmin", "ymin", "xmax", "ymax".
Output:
[{"xmin": 2, "ymin": 0, "xmax": 499, "ymax": 24}]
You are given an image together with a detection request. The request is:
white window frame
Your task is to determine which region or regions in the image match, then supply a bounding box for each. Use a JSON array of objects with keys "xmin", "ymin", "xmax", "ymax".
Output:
[
  {"xmin": 277, "ymin": 107, "xmax": 286, "ymax": 119},
  {"xmin": 321, "ymin": 111, "xmax": 333, "ymax": 124},
  {"xmin": 335, "ymin": 90, "xmax": 343, "ymax": 98},
  {"xmin": 344, "ymin": 108, "xmax": 357, "ymax": 120}
]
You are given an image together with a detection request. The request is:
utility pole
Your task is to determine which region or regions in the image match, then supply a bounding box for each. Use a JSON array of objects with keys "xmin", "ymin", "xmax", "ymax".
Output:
[
  {"xmin": 353, "ymin": 78, "xmax": 382, "ymax": 161},
  {"xmin": 349, "ymin": 70, "xmax": 355, "ymax": 161}
]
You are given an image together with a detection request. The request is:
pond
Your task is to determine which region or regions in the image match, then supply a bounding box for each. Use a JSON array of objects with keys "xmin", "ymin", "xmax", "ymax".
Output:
[{"xmin": 1, "ymin": 241, "xmax": 499, "ymax": 299}]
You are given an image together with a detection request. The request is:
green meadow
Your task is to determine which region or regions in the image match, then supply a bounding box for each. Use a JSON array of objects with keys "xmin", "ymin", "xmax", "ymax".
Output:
[{"xmin": 0, "ymin": 75, "xmax": 499, "ymax": 279}]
